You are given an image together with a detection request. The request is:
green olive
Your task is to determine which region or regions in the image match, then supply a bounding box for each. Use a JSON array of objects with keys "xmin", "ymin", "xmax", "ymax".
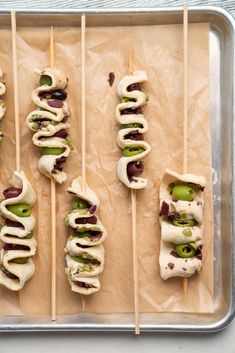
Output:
[
  {"xmin": 41, "ymin": 147, "xmax": 65, "ymax": 155},
  {"xmin": 71, "ymin": 231, "xmax": 90, "ymax": 238},
  {"xmin": 175, "ymin": 243, "xmax": 196, "ymax": 258},
  {"xmin": 72, "ymin": 198, "xmax": 90, "ymax": 210},
  {"xmin": 24, "ymin": 232, "xmax": 34, "ymax": 239},
  {"xmin": 121, "ymin": 97, "xmax": 136, "ymax": 103},
  {"xmin": 71, "ymin": 255, "xmax": 95, "ymax": 264},
  {"xmin": 7, "ymin": 203, "xmax": 32, "ymax": 218},
  {"xmin": 77, "ymin": 226, "xmax": 87, "ymax": 233},
  {"xmin": 172, "ymin": 184, "xmax": 196, "ymax": 201},
  {"xmin": 51, "ymin": 120, "xmax": 59, "ymax": 126},
  {"xmin": 40, "ymin": 75, "xmax": 52, "ymax": 86},
  {"xmin": 10, "ymin": 257, "xmax": 28, "ymax": 264},
  {"xmin": 120, "ymin": 123, "xmax": 143, "ymax": 129},
  {"xmin": 172, "ymin": 218, "xmax": 195, "ymax": 227},
  {"xmin": 123, "ymin": 146, "xmax": 145, "ymax": 157}
]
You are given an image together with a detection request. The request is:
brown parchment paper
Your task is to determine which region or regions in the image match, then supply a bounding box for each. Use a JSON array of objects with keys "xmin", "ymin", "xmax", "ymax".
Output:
[{"xmin": 0, "ymin": 22, "xmax": 214, "ymax": 316}]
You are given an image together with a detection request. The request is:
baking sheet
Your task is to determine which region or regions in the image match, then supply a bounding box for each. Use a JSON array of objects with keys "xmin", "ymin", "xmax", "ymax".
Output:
[{"xmin": 0, "ymin": 21, "xmax": 213, "ymax": 316}]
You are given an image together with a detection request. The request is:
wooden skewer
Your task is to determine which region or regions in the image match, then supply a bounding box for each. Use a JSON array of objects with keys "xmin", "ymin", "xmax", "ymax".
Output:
[
  {"xmin": 50, "ymin": 26, "xmax": 57, "ymax": 321},
  {"xmin": 183, "ymin": 4, "xmax": 188, "ymax": 297},
  {"xmin": 11, "ymin": 11, "xmax": 20, "ymax": 172},
  {"xmin": 81, "ymin": 13, "xmax": 86, "ymax": 313},
  {"xmin": 128, "ymin": 41, "xmax": 140, "ymax": 335}
]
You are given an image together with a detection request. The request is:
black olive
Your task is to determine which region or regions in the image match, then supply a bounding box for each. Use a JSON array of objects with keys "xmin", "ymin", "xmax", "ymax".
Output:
[{"xmin": 51, "ymin": 89, "xmax": 67, "ymax": 101}]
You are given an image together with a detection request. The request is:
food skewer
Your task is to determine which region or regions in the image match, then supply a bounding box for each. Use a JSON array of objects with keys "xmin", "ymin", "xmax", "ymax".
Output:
[
  {"xmin": 159, "ymin": 5, "xmax": 205, "ymax": 294},
  {"xmin": 81, "ymin": 14, "xmax": 86, "ymax": 312},
  {"xmin": 183, "ymin": 4, "xmax": 189, "ymax": 296},
  {"xmin": 49, "ymin": 26, "xmax": 57, "ymax": 321},
  {"xmin": 0, "ymin": 68, "xmax": 6, "ymax": 142},
  {"xmin": 26, "ymin": 26, "xmax": 71, "ymax": 320},
  {"xmin": 116, "ymin": 41, "xmax": 151, "ymax": 334},
  {"xmin": 129, "ymin": 43, "xmax": 140, "ymax": 336},
  {"xmin": 64, "ymin": 13, "xmax": 107, "ymax": 308},
  {"xmin": 0, "ymin": 11, "xmax": 37, "ymax": 292}
]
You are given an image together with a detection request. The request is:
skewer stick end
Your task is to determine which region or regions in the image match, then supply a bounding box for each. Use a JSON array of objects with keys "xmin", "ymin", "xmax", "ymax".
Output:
[
  {"xmin": 183, "ymin": 277, "xmax": 188, "ymax": 297},
  {"xmin": 82, "ymin": 295, "xmax": 86, "ymax": 312},
  {"xmin": 128, "ymin": 39, "xmax": 134, "ymax": 75}
]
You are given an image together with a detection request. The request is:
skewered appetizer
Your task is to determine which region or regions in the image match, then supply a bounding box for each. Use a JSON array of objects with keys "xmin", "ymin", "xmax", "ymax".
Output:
[
  {"xmin": 0, "ymin": 171, "xmax": 36, "ymax": 291},
  {"xmin": 0, "ymin": 68, "xmax": 6, "ymax": 142},
  {"xmin": 159, "ymin": 169, "xmax": 205, "ymax": 280},
  {"xmin": 26, "ymin": 67, "xmax": 71, "ymax": 183},
  {"xmin": 64, "ymin": 177, "xmax": 107, "ymax": 295},
  {"xmin": 116, "ymin": 71, "xmax": 151, "ymax": 189}
]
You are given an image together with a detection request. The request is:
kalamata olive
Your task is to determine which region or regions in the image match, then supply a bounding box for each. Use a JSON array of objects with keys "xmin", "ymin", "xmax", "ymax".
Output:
[
  {"xmin": 3, "ymin": 244, "xmax": 29, "ymax": 251},
  {"xmin": 160, "ymin": 201, "xmax": 169, "ymax": 216},
  {"xmin": 121, "ymin": 107, "xmax": 143, "ymax": 115},
  {"xmin": 38, "ymin": 90, "xmax": 53, "ymax": 99},
  {"xmin": 127, "ymin": 83, "xmax": 142, "ymax": 91},
  {"xmin": 127, "ymin": 161, "xmax": 144, "ymax": 177},
  {"xmin": 3, "ymin": 187, "xmax": 22, "ymax": 199},
  {"xmin": 51, "ymin": 89, "xmax": 67, "ymax": 101},
  {"xmin": 124, "ymin": 130, "xmax": 144, "ymax": 141},
  {"xmin": 75, "ymin": 216, "xmax": 97, "ymax": 225},
  {"xmin": 61, "ymin": 116, "xmax": 68, "ymax": 123},
  {"xmin": 53, "ymin": 129, "xmax": 68, "ymax": 139},
  {"xmin": 89, "ymin": 205, "xmax": 97, "ymax": 214},
  {"xmin": 48, "ymin": 99, "xmax": 63, "ymax": 108},
  {"xmin": 1, "ymin": 266, "xmax": 18, "ymax": 279},
  {"xmin": 76, "ymin": 281, "xmax": 94, "ymax": 289},
  {"xmin": 5, "ymin": 219, "xmax": 23, "ymax": 227}
]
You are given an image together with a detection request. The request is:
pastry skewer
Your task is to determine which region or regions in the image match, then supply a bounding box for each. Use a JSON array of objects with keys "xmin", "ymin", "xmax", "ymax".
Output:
[
  {"xmin": 64, "ymin": 14, "xmax": 107, "ymax": 304},
  {"xmin": 81, "ymin": 14, "xmax": 86, "ymax": 311},
  {"xmin": 26, "ymin": 26, "xmax": 71, "ymax": 320},
  {"xmin": 49, "ymin": 26, "xmax": 57, "ymax": 322},
  {"xmin": 159, "ymin": 5, "xmax": 205, "ymax": 294},
  {"xmin": 0, "ymin": 11, "xmax": 37, "ymax": 291},
  {"xmin": 129, "ymin": 43, "xmax": 140, "ymax": 336},
  {"xmin": 116, "ymin": 41, "xmax": 151, "ymax": 334},
  {"xmin": 183, "ymin": 4, "xmax": 189, "ymax": 296}
]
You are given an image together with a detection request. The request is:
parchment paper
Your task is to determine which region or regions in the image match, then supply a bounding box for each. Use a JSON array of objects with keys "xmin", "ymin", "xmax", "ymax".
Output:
[{"xmin": 0, "ymin": 22, "xmax": 213, "ymax": 316}]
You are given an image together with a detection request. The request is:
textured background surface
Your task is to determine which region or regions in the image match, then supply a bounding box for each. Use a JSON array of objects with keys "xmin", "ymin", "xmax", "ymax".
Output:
[{"xmin": 0, "ymin": 0, "xmax": 234, "ymax": 352}]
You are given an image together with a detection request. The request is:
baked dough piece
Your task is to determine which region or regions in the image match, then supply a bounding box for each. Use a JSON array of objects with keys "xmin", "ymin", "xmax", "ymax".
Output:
[
  {"xmin": 65, "ymin": 177, "xmax": 107, "ymax": 294},
  {"xmin": 159, "ymin": 240, "xmax": 202, "ymax": 280},
  {"xmin": 0, "ymin": 171, "xmax": 37, "ymax": 291},
  {"xmin": 26, "ymin": 67, "xmax": 70, "ymax": 183},
  {"xmin": 65, "ymin": 244, "xmax": 105, "ymax": 277},
  {"xmin": 116, "ymin": 71, "xmax": 151, "ymax": 189},
  {"xmin": 159, "ymin": 169, "xmax": 205, "ymax": 279}
]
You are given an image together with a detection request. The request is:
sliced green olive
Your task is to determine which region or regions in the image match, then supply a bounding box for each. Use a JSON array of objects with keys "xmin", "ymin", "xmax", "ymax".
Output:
[
  {"xmin": 172, "ymin": 184, "xmax": 196, "ymax": 201},
  {"xmin": 71, "ymin": 255, "xmax": 98, "ymax": 265},
  {"xmin": 39, "ymin": 75, "xmax": 52, "ymax": 86},
  {"xmin": 41, "ymin": 147, "xmax": 65, "ymax": 155},
  {"xmin": 123, "ymin": 146, "xmax": 145, "ymax": 157},
  {"xmin": 10, "ymin": 257, "xmax": 28, "ymax": 264},
  {"xmin": 77, "ymin": 226, "xmax": 87, "ymax": 233},
  {"xmin": 7, "ymin": 203, "xmax": 32, "ymax": 218},
  {"xmin": 72, "ymin": 198, "xmax": 90, "ymax": 210},
  {"xmin": 71, "ymin": 231, "xmax": 90, "ymax": 238},
  {"xmin": 121, "ymin": 97, "xmax": 136, "ymax": 103},
  {"xmin": 175, "ymin": 243, "xmax": 196, "ymax": 258},
  {"xmin": 120, "ymin": 123, "xmax": 143, "ymax": 129},
  {"xmin": 172, "ymin": 218, "xmax": 195, "ymax": 227},
  {"xmin": 51, "ymin": 120, "xmax": 59, "ymax": 126},
  {"xmin": 24, "ymin": 232, "xmax": 34, "ymax": 239}
]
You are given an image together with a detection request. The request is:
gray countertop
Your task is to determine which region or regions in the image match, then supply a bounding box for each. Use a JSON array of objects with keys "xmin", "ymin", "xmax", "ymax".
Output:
[{"xmin": 0, "ymin": 0, "xmax": 234, "ymax": 352}]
